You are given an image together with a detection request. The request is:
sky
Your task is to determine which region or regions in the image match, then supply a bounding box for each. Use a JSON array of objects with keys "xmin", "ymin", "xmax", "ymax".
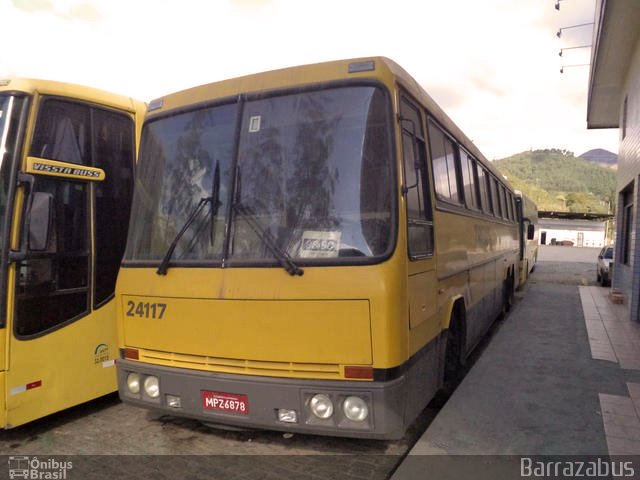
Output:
[{"xmin": 0, "ymin": 0, "xmax": 620, "ymax": 160}]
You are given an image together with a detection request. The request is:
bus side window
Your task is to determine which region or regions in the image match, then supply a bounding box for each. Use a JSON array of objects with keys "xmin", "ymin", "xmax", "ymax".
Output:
[
  {"xmin": 92, "ymin": 108, "xmax": 135, "ymax": 307},
  {"xmin": 490, "ymin": 177, "xmax": 501, "ymax": 218},
  {"xmin": 477, "ymin": 165, "xmax": 491, "ymax": 215},
  {"xmin": 461, "ymin": 151, "xmax": 480, "ymax": 211},
  {"xmin": 400, "ymin": 96, "xmax": 433, "ymax": 259},
  {"xmin": 30, "ymin": 99, "xmax": 89, "ymax": 165},
  {"xmin": 427, "ymin": 120, "xmax": 462, "ymax": 205}
]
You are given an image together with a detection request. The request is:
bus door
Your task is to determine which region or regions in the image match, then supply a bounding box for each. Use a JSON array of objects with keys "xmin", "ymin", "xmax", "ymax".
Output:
[
  {"xmin": 4, "ymin": 97, "xmax": 135, "ymax": 427},
  {"xmin": 399, "ymin": 95, "xmax": 438, "ymax": 387}
]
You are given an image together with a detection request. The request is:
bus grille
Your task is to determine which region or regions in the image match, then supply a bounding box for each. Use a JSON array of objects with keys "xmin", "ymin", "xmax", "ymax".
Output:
[{"xmin": 137, "ymin": 349, "xmax": 343, "ymax": 380}]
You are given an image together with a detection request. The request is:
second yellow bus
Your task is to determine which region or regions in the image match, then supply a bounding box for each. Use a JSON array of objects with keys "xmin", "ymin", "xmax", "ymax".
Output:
[{"xmin": 0, "ymin": 79, "xmax": 144, "ymax": 428}]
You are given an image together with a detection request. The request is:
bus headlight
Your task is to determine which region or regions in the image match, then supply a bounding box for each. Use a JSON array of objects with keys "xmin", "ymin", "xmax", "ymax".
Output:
[
  {"xmin": 126, "ymin": 372, "xmax": 141, "ymax": 394},
  {"xmin": 143, "ymin": 376, "xmax": 160, "ymax": 398},
  {"xmin": 309, "ymin": 394, "xmax": 334, "ymax": 419},
  {"xmin": 342, "ymin": 396, "xmax": 369, "ymax": 422}
]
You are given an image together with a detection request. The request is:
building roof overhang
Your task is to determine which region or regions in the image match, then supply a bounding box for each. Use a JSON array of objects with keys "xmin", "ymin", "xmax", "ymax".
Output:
[{"xmin": 586, "ymin": 0, "xmax": 640, "ymax": 129}]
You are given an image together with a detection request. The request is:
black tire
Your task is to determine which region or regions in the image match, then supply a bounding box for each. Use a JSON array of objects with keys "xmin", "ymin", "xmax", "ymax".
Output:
[
  {"xmin": 503, "ymin": 269, "xmax": 515, "ymax": 314},
  {"xmin": 441, "ymin": 309, "xmax": 465, "ymax": 396}
]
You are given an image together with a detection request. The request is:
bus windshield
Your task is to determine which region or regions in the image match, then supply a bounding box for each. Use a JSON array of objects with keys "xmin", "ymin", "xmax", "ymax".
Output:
[{"xmin": 126, "ymin": 85, "xmax": 394, "ymax": 267}]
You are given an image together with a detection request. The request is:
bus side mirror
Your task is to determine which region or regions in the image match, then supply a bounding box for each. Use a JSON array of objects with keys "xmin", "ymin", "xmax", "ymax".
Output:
[
  {"xmin": 28, "ymin": 192, "xmax": 53, "ymax": 251},
  {"xmin": 527, "ymin": 224, "xmax": 535, "ymax": 240}
]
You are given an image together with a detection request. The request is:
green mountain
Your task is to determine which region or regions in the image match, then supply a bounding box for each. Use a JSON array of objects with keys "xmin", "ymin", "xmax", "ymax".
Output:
[{"xmin": 492, "ymin": 149, "xmax": 616, "ymax": 213}]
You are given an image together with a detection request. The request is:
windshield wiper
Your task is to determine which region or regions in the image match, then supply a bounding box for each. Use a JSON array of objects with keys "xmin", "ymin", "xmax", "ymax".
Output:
[
  {"xmin": 157, "ymin": 163, "xmax": 221, "ymax": 276},
  {"xmin": 233, "ymin": 202, "xmax": 304, "ymax": 277},
  {"xmin": 156, "ymin": 197, "xmax": 213, "ymax": 275}
]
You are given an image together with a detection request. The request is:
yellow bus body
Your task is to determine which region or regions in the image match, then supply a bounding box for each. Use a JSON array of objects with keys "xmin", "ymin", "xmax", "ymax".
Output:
[
  {"xmin": 0, "ymin": 79, "xmax": 144, "ymax": 428},
  {"xmin": 117, "ymin": 58, "xmax": 519, "ymax": 438}
]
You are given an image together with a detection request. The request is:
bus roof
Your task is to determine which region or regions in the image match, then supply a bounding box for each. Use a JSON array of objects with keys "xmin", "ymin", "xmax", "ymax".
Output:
[
  {"xmin": 145, "ymin": 56, "xmax": 507, "ymax": 187},
  {"xmin": 0, "ymin": 78, "xmax": 145, "ymax": 115}
]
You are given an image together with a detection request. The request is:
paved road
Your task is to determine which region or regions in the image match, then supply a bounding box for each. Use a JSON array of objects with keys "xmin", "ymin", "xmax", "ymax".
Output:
[
  {"xmin": 0, "ymin": 392, "xmax": 437, "ymax": 479},
  {"xmin": 0, "ymin": 245, "xmax": 601, "ymax": 480},
  {"xmin": 534, "ymin": 245, "xmax": 600, "ymax": 286}
]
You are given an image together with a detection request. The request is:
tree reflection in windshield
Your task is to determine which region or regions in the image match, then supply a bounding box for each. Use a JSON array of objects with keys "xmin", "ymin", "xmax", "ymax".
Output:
[
  {"xmin": 127, "ymin": 104, "xmax": 236, "ymax": 261},
  {"xmin": 232, "ymin": 91, "xmax": 341, "ymax": 259}
]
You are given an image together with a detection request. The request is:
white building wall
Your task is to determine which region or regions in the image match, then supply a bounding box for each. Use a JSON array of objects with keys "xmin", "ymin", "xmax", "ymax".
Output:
[
  {"xmin": 538, "ymin": 219, "xmax": 607, "ymax": 247},
  {"xmin": 540, "ymin": 228, "xmax": 605, "ymax": 247}
]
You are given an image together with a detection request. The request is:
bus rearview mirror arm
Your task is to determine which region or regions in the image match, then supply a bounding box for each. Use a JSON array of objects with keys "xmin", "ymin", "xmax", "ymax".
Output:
[{"xmin": 9, "ymin": 172, "xmax": 34, "ymax": 263}]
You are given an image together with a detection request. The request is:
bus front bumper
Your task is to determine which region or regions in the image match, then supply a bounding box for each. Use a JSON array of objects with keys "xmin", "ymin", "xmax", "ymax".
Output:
[{"xmin": 117, "ymin": 359, "xmax": 407, "ymax": 439}]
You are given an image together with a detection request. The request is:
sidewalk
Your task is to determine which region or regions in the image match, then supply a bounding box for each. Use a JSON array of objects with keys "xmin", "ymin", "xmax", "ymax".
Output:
[
  {"xmin": 581, "ymin": 286, "xmax": 640, "ymax": 455},
  {"xmin": 392, "ymin": 263, "xmax": 640, "ymax": 477}
]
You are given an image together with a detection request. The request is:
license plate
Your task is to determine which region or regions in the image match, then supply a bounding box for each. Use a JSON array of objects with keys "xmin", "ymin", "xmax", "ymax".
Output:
[{"xmin": 202, "ymin": 390, "xmax": 249, "ymax": 414}]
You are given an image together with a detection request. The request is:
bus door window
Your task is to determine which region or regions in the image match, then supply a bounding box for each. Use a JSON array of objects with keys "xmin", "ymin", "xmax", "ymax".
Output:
[
  {"xmin": 16, "ymin": 99, "xmax": 92, "ymax": 337},
  {"xmin": 400, "ymin": 96, "xmax": 433, "ymax": 259},
  {"xmin": 16, "ymin": 177, "xmax": 89, "ymax": 336}
]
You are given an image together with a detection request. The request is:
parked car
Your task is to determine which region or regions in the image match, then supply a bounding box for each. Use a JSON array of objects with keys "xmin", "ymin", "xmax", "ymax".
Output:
[{"xmin": 597, "ymin": 245, "xmax": 614, "ymax": 286}]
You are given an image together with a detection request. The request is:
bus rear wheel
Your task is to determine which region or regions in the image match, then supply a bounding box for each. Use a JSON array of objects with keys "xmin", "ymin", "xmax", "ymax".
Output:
[
  {"xmin": 442, "ymin": 308, "xmax": 465, "ymax": 396},
  {"xmin": 503, "ymin": 269, "xmax": 515, "ymax": 314}
]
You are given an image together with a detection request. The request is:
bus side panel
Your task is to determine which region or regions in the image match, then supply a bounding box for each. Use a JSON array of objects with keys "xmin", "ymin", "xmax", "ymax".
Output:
[
  {"xmin": 407, "ymin": 269, "xmax": 439, "ymax": 351},
  {"xmin": 467, "ymin": 260, "xmax": 496, "ymax": 345},
  {"xmin": 5, "ymin": 301, "xmax": 117, "ymax": 428},
  {"xmin": 0, "ymin": 370, "xmax": 5, "ymax": 428},
  {"xmin": 0, "ymin": 327, "xmax": 6, "ymax": 373},
  {"xmin": 402, "ymin": 332, "xmax": 441, "ymax": 427},
  {"xmin": 405, "ymin": 263, "xmax": 441, "ymax": 427}
]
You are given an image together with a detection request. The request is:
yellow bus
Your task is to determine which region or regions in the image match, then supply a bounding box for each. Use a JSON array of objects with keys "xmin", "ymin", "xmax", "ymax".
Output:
[
  {"xmin": 116, "ymin": 57, "xmax": 519, "ymax": 439},
  {"xmin": 0, "ymin": 79, "xmax": 144, "ymax": 428},
  {"xmin": 515, "ymin": 191, "xmax": 538, "ymax": 288}
]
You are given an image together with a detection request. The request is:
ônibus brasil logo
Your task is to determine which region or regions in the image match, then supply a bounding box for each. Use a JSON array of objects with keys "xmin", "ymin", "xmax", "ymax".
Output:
[{"xmin": 8, "ymin": 456, "xmax": 72, "ymax": 479}]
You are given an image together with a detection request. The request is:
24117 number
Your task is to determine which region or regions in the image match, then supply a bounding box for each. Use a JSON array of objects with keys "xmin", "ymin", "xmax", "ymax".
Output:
[{"xmin": 126, "ymin": 301, "xmax": 167, "ymax": 319}]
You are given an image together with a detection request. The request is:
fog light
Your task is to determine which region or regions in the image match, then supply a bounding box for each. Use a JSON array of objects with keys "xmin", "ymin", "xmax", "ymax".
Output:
[
  {"xmin": 309, "ymin": 394, "xmax": 333, "ymax": 419},
  {"xmin": 143, "ymin": 375, "xmax": 160, "ymax": 398},
  {"xmin": 166, "ymin": 394, "xmax": 181, "ymax": 409},
  {"xmin": 277, "ymin": 409, "xmax": 298, "ymax": 423},
  {"xmin": 343, "ymin": 396, "xmax": 369, "ymax": 422},
  {"xmin": 126, "ymin": 372, "xmax": 141, "ymax": 394}
]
